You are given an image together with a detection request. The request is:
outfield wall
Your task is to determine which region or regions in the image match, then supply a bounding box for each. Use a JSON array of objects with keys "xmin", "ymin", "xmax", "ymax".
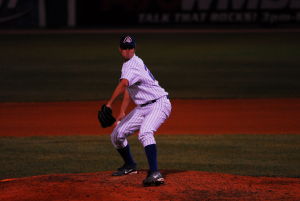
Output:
[{"xmin": 1, "ymin": 0, "xmax": 300, "ymax": 29}]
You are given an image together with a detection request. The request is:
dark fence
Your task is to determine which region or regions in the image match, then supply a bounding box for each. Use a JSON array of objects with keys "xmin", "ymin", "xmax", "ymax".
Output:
[{"xmin": 1, "ymin": 0, "xmax": 300, "ymax": 29}]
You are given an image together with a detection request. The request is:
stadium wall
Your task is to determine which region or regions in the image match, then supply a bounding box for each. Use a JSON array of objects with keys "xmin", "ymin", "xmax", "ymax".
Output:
[{"xmin": 0, "ymin": 0, "xmax": 300, "ymax": 29}]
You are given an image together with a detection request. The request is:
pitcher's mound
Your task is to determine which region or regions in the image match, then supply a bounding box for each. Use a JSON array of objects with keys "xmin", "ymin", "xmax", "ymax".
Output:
[{"xmin": 1, "ymin": 170, "xmax": 299, "ymax": 201}]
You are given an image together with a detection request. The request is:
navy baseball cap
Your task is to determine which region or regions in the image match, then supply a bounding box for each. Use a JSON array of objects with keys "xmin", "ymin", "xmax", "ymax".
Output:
[{"xmin": 120, "ymin": 34, "xmax": 136, "ymax": 49}]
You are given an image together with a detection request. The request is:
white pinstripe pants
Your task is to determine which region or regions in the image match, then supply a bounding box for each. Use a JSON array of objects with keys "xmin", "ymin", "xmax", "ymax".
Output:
[{"xmin": 111, "ymin": 96, "xmax": 171, "ymax": 148}]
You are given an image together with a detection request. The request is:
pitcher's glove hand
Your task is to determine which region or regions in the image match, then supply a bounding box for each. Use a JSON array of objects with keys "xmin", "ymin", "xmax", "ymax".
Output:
[{"xmin": 98, "ymin": 105, "xmax": 116, "ymax": 128}]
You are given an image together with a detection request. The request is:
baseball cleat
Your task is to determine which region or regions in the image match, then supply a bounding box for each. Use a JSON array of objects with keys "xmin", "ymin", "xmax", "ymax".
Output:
[
  {"xmin": 112, "ymin": 163, "xmax": 137, "ymax": 176},
  {"xmin": 143, "ymin": 171, "xmax": 165, "ymax": 187}
]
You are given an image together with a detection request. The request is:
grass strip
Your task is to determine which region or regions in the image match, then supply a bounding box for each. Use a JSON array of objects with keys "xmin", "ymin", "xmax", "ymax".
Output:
[{"xmin": 0, "ymin": 134, "xmax": 299, "ymax": 179}]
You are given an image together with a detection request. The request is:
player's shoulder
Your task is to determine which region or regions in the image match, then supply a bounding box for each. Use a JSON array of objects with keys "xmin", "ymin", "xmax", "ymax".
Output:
[
  {"xmin": 128, "ymin": 55, "xmax": 143, "ymax": 65},
  {"xmin": 123, "ymin": 55, "xmax": 143, "ymax": 69}
]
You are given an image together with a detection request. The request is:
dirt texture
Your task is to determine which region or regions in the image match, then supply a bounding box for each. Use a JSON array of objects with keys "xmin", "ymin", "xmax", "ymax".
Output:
[
  {"xmin": 1, "ymin": 99, "xmax": 300, "ymax": 136},
  {"xmin": 1, "ymin": 170, "xmax": 299, "ymax": 201}
]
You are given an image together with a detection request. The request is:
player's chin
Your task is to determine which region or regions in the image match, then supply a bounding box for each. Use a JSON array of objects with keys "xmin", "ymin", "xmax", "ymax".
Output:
[{"xmin": 124, "ymin": 57, "xmax": 131, "ymax": 61}]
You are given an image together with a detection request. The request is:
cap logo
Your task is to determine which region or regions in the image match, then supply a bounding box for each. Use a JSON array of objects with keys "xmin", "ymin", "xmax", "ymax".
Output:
[{"xmin": 123, "ymin": 36, "xmax": 132, "ymax": 43}]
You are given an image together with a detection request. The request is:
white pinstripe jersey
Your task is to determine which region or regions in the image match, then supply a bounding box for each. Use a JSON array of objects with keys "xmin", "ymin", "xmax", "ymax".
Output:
[{"xmin": 120, "ymin": 55, "xmax": 168, "ymax": 105}]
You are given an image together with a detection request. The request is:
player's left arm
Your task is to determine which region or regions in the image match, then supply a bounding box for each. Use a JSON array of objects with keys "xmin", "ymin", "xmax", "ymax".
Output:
[{"xmin": 106, "ymin": 78, "xmax": 129, "ymax": 108}]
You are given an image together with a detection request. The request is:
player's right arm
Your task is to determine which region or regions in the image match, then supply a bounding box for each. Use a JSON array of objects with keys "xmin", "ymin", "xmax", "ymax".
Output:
[
  {"xmin": 106, "ymin": 78, "xmax": 129, "ymax": 108},
  {"xmin": 115, "ymin": 88, "xmax": 130, "ymax": 124}
]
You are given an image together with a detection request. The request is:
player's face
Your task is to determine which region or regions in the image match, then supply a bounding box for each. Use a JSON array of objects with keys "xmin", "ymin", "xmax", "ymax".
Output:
[{"xmin": 119, "ymin": 48, "xmax": 135, "ymax": 61}]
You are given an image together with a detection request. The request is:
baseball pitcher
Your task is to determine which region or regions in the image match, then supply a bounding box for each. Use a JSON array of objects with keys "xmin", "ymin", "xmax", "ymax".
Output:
[{"xmin": 104, "ymin": 34, "xmax": 171, "ymax": 187}]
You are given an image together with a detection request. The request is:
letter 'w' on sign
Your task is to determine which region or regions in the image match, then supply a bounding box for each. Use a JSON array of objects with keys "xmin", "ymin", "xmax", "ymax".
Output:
[{"xmin": 181, "ymin": 0, "xmax": 215, "ymax": 10}]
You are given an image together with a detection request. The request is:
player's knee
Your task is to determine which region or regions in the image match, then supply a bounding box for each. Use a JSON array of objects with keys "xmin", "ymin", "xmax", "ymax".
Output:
[
  {"xmin": 111, "ymin": 128, "xmax": 127, "ymax": 149},
  {"xmin": 138, "ymin": 131, "xmax": 156, "ymax": 147}
]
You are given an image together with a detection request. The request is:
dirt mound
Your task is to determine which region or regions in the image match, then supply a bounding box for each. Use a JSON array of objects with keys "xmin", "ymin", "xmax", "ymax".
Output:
[{"xmin": 1, "ymin": 170, "xmax": 299, "ymax": 201}]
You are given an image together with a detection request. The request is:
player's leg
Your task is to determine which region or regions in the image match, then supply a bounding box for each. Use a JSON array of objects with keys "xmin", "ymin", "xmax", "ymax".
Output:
[
  {"xmin": 139, "ymin": 97, "xmax": 171, "ymax": 185},
  {"xmin": 139, "ymin": 97, "xmax": 171, "ymax": 147},
  {"xmin": 140, "ymin": 100, "xmax": 171, "ymax": 172},
  {"xmin": 111, "ymin": 107, "xmax": 144, "ymax": 176}
]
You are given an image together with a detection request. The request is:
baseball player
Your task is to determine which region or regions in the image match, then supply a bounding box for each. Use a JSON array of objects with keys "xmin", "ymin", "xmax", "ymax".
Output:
[{"xmin": 106, "ymin": 34, "xmax": 171, "ymax": 186}]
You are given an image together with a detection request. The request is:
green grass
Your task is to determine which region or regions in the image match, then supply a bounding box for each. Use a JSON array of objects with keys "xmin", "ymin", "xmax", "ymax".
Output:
[
  {"xmin": 0, "ymin": 32, "xmax": 300, "ymax": 102},
  {"xmin": 0, "ymin": 134, "xmax": 299, "ymax": 180}
]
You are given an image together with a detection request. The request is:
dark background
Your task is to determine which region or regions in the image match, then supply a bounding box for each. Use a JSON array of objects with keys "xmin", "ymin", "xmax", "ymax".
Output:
[{"xmin": 0, "ymin": 0, "xmax": 300, "ymax": 29}]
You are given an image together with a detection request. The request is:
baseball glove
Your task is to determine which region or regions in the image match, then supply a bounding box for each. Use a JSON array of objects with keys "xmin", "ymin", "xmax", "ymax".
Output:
[{"xmin": 98, "ymin": 104, "xmax": 116, "ymax": 128}]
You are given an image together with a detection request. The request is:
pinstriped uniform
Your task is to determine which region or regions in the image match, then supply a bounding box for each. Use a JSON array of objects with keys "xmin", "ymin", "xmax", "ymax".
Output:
[{"xmin": 111, "ymin": 55, "xmax": 172, "ymax": 148}]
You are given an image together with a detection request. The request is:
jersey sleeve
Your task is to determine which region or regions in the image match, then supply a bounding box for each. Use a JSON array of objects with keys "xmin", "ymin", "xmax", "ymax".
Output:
[{"xmin": 120, "ymin": 67, "xmax": 140, "ymax": 86}]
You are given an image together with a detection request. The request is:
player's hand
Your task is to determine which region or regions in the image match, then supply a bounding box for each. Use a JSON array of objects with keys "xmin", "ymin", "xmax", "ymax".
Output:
[{"xmin": 114, "ymin": 111, "xmax": 125, "ymax": 126}]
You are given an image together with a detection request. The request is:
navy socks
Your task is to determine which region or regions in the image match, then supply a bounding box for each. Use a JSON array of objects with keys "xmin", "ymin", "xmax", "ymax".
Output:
[
  {"xmin": 117, "ymin": 144, "xmax": 136, "ymax": 166},
  {"xmin": 144, "ymin": 144, "xmax": 158, "ymax": 173},
  {"xmin": 117, "ymin": 144, "xmax": 158, "ymax": 172}
]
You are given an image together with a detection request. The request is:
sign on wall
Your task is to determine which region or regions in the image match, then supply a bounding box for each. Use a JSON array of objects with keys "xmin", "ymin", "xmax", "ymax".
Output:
[{"xmin": 138, "ymin": 0, "xmax": 300, "ymax": 25}]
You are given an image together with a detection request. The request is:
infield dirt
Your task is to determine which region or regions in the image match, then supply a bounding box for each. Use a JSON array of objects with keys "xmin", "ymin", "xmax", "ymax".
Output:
[
  {"xmin": 0, "ymin": 98, "xmax": 300, "ymax": 136},
  {"xmin": 1, "ymin": 170, "xmax": 300, "ymax": 201}
]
